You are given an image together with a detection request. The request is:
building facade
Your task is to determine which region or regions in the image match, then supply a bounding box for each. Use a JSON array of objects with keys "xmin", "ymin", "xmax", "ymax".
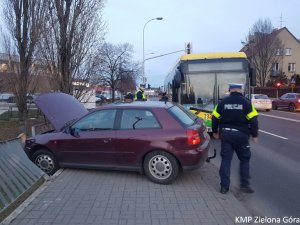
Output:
[{"xmin": 272, "ymin": 27, "xmax": 300, "ymax": 80}]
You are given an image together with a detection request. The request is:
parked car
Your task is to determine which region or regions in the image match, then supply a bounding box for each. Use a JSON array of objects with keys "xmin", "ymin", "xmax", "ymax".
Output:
[
  {"xmin": 272, "ymin": 93, "xmax": 300, "ymax": 112},
  {"xmin": 0, "ymin": 93, "xmax": 15, "ymax": 103},
  {"xmin": 24, "ymin": 93, "xmax": 210, "ymax": 184},
  {"xmin": 251, "ymin": 94, "xmax": 272, "ymax": 111}
]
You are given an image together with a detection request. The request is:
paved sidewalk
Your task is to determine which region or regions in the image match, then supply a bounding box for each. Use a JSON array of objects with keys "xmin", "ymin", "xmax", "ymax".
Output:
[{"xmin": 3, "ymin": 163, "xmax": 251, "ymax": 225}]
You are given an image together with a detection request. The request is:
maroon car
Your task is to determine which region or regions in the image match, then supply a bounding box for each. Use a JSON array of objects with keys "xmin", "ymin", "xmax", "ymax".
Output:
[
  {"xmin": 25, "ymin": 93, "xmax": 210, "ymax": 184},
  {"xmin": 272, "ymin": 93, "xmax": 300, "ymax": 112}
]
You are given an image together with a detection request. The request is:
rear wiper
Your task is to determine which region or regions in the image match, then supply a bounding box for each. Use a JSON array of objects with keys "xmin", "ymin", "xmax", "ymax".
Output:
[{"xmin": 133, "ymin": 117, "xmax": 143, "ymax": 129}]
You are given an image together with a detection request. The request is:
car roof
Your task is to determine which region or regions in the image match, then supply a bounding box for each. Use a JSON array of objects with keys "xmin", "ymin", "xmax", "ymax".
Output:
[{"xmin": 96, "ymin": 101, "xmax": 175, "ymax": 110}]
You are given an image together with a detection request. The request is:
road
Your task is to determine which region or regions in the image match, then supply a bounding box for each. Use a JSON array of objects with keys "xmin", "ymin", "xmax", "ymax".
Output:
[{"xmin": 210, "ymin": 109, "xmax": 300, "ymax": 220}]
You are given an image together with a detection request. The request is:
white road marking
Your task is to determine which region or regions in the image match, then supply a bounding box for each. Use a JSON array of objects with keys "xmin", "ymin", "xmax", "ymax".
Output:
[
  {"xmin": 259, "ymin": 113, "xmax": 300, "ymax": 123},
  {"xmin": 259, "ymin": 130, "xmax": 288, "ymax": 140}
]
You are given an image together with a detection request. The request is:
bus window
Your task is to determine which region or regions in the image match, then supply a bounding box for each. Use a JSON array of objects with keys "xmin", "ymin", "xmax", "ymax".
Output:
[
  {"xmin": 217, "ymin": 72, "xmax": 247, "ymax": 99},
  {"xmin": 185, "ymin": 73, "xmax": 215, "ymax": 111}
]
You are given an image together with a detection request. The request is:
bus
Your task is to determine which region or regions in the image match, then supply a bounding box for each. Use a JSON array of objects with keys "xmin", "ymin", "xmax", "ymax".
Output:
[{"xmin": 164, "ymin": 52, "xmax": 256, "ymax": 132}]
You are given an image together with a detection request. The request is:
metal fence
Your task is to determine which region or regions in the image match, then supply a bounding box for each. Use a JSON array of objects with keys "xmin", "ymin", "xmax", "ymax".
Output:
[{"xmin": 0, "ymin": 139, "xmax": 44, "ymax": 213}]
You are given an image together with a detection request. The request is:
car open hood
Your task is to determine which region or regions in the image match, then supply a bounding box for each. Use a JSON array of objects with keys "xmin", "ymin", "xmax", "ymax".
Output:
[{"xmin": 34, "ymin": 92, "xmax": 88, "ymax": 131}]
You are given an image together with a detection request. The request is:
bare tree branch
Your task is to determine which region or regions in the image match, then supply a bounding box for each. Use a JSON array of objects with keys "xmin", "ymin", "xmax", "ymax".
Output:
[
  {"xmin": 245, "ymin": 18, "xmax": 283, "ymax": 87},
  {"xmin": 2, "ymin": 0, "xmax": 47, "ymax": 122},
  {"xmin": 37, "ymin": 0, "xmax": 106, "ymax": 98},
  {"xmin": 96, "ymin": 42, "xmax": 139, "ymax": 101}
]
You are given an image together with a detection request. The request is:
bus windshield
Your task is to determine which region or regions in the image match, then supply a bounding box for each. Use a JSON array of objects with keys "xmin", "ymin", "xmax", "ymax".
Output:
[
  {"xmin": 163, "ymin": 52, "xmax": 252, "ymax": 132},
  {"xmin": 181, "ymin": 72, "xmax": 248, "ymax": 111}
]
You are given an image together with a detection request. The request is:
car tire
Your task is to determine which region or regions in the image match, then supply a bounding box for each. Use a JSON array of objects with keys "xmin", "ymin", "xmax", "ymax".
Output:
[
  {"xmin": 31, "ymin": 149, "xmax": 59, "ymax": 175},
  {"xmin": 143, "ymin": 151, "xmax": 179, "ymax": 185},
  {"xmin": 272, "ymin": 103, "xmax": 277, "ymax": 110},
  {"xmin": 289, "ymin": 103, "xmax": 295, "ymax": 112},
  {"xmin": 266, "ymin": 109, "xmax": 270, "ymax": 112}
]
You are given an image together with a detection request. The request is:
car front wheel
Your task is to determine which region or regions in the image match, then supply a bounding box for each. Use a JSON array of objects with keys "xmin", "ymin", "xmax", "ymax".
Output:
[
  {"xmin": 289, "ymin": 103, "xmax": 295, "ymax": 112},
  {"xmin": 143, "ymin": 151, "xmax": 179, "ymax": 185},
  {"xmin": 31, "ymin": 149, "xmax": 59, "ymax": 175}
]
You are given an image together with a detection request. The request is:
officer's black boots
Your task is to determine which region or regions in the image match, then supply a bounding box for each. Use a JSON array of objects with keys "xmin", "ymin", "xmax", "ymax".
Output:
[
  {"xmin": 220, "ymin": 187, "xmax": 229, "ymax": 194},
  {"xmin": 240, "ymin": 187, "xmax": 255, "ymax": 193}
]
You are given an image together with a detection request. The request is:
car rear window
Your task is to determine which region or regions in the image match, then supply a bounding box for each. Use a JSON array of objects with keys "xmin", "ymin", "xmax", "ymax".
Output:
[
  {"xmin": 168, "ymin": 105, "xmax": 197, "ymax": 126},
  {"xmin": 120, "ymin": 109, "xmax": 161, "ymax": 129}
]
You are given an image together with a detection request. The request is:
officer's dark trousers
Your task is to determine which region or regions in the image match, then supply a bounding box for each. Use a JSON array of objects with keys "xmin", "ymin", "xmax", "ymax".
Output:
[{"xmin": 219, "ymin": 130, "xmax": 251, "ymax": 189}]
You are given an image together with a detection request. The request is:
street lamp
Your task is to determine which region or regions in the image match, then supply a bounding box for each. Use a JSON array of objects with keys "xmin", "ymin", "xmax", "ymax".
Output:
[{"xmin": 142, "ymin": 17, "xmax": 163, "ymax": 84}]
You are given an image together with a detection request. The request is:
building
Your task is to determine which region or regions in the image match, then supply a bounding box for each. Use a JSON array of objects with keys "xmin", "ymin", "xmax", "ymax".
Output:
[
  {"xmin": 271, "ymin": 27, "xmax": 300, "ymax": 80},
  {"xmin": 241, "ymin": 27, "xmax": 300, "ymax": 84}
]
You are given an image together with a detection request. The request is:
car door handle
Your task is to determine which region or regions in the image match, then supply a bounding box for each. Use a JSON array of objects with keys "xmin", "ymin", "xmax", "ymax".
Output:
[{"xmin": 103, "ymin": 139, "xmax": 111, "ymax": 143}]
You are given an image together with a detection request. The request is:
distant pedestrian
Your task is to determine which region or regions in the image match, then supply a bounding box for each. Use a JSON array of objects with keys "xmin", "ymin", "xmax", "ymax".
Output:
[
  {"xmin": 212, "ymin": 83, "xmax": 258, "ymax": 194},
  {"xmin": 124, "ymin": 92, "xmax": 134, "ymax": 103},
  {"xmin": 159, "ymin": 92, "xmax": 169, "ymax": 102},
  {"xmin": 134, "ymin": 86, "xmax": 147, "ymax": 101}
]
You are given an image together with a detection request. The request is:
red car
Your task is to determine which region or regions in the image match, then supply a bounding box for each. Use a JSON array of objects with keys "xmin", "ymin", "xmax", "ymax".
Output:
[
  {"xmin": 25, "ymin": 93, "xmax": 210, "ymax": 184},
  {"xmin": 272, "ymin": 93, "xmax": 300, "ymax": 112}
]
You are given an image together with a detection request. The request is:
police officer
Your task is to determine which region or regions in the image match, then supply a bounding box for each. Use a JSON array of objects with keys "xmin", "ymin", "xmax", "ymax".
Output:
[
  {"xmin": 212, "ymin": 83, "xmax": 258, "ymax": 194},
  {"xmin": 134, "ymin": 86, "xmax": 147, "ymax": 101}
]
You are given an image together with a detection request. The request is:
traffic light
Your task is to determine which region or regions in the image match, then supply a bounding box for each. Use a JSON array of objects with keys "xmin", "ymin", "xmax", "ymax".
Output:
[
  {"xmin": 275, "ymin": 82, "xmax": 282, "ymax": 89},
  {"xmin": 186, "ymin": 43, "xmax": 191, "ymax": 54}
]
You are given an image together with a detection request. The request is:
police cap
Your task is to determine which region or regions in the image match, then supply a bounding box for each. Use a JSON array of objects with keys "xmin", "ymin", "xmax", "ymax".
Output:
[{"xmin": 229, "ymin": 83, "xmax": 243, "ymax": 89}]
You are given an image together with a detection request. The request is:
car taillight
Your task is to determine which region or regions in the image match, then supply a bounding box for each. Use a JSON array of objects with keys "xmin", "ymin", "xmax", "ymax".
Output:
[
  {"xmin": 298, "ymin": 99, "xmax": 300, "ymax": 103},
  {"xmin": 187, "ymin": 129, "xmax": 201, "ymax": 145}
]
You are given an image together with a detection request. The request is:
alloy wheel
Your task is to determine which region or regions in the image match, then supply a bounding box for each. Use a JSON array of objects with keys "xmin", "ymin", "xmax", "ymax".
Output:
[
  {"xmin": 35, "ymin": 154, "xmax": 55, "ymax": 173},
  {"xmin": 148, "ymin": 155, "xmax": 172, "ymax": 180}
]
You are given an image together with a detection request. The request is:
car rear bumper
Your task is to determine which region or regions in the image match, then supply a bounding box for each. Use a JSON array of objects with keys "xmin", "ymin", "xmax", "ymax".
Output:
[
  {"xmin": 182, "ymin": 149, "xmax": 209, "ymax": 171},
  {"xmin": 179, "ymin": 138, "xmax": 210, "ymax": 171},
  {"xmin": 253, "ymin": 104, "xmax": 272, "ymax": 110}
]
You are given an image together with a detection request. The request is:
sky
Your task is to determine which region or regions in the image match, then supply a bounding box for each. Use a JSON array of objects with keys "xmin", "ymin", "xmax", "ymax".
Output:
[{"xmin": 103, "ymin": 0, "xmax": 300, "ymax": 88}]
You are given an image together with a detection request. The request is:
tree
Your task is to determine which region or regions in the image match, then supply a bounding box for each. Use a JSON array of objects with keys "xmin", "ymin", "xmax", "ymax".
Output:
[
  {"xmin": 118, "ymin": 63, "xmax": 139, "ymax": 94},
  {"xmin": 96, "ymin": 42, "xmax": 139, "ymax": 102},
  {"xmin": 37, "ymin": 0, "xmax": 106, "ymax": 97},
  {"xmin": 244, "ymin": 18, "xmax": 283, "ymax": 87},
  {"xmin": 2, "ymin": 0, "xmax": 46, "ymax": 122}
]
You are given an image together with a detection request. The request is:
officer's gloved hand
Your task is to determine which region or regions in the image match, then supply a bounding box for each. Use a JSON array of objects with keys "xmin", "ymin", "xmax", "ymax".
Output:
[
  {"xmin": 252, "ymin": 137, "xmax": 258, "ymax": 143},
  {"xmin": 213, "ymin": 132, "xmax": 219, "ymax": 139}
]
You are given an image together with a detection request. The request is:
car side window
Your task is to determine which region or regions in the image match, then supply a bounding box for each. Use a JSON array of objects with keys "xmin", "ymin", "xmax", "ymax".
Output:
[
  {"xmin": 73, "ymin": 109, "xmax": 116, "ymax": 131},
  {"xmin": 120, "ymin": 109, "xmax": 160, "ymax": 129},
  {"xmin": 286, "ymin": 94, "xmax": 294, "ymax": 99}
]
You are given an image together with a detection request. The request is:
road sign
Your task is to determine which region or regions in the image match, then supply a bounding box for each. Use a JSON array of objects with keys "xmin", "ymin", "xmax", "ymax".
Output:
[{"xmin": 291, "ymin": 83, "xmax": 295, "ymax": 89}]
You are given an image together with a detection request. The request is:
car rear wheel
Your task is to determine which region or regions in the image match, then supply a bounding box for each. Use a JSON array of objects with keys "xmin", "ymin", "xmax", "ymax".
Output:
[
  {"xmin": 144, "ymin": 151, "xmax": 179, "ymax": 185},
  {"xmin": 289, "ymin": 103, "xmax": 295, "ymax": 112},
  {"xmin": 31, "ymin": 149, "xmax": 58, "ymax": 175},
  {"xmin": 272, "ymin": 102, "xmax": 277, "ymax": 110}
]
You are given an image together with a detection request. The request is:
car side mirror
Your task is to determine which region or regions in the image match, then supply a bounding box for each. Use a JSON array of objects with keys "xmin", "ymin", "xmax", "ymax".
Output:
[{"xmin": 70, "ymin": 127, "xmax": 80, "ymax": 138}]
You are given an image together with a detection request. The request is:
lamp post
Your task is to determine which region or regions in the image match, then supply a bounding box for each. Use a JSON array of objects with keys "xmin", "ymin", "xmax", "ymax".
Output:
[{"xmin": 142, "ymin": 17, "xmax": 163, "ymax": 85}]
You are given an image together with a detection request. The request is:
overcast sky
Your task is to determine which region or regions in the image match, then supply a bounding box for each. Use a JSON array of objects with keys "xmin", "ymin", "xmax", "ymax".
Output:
[{"xmin": 104, "ymin": 1, "xmax": 300, "ymax": 87}]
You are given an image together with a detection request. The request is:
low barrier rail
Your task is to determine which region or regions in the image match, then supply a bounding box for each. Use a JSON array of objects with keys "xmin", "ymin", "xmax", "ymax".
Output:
[{"xmin": 0, "ymin": 139, "xmax": 44, "ymax": 216}]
